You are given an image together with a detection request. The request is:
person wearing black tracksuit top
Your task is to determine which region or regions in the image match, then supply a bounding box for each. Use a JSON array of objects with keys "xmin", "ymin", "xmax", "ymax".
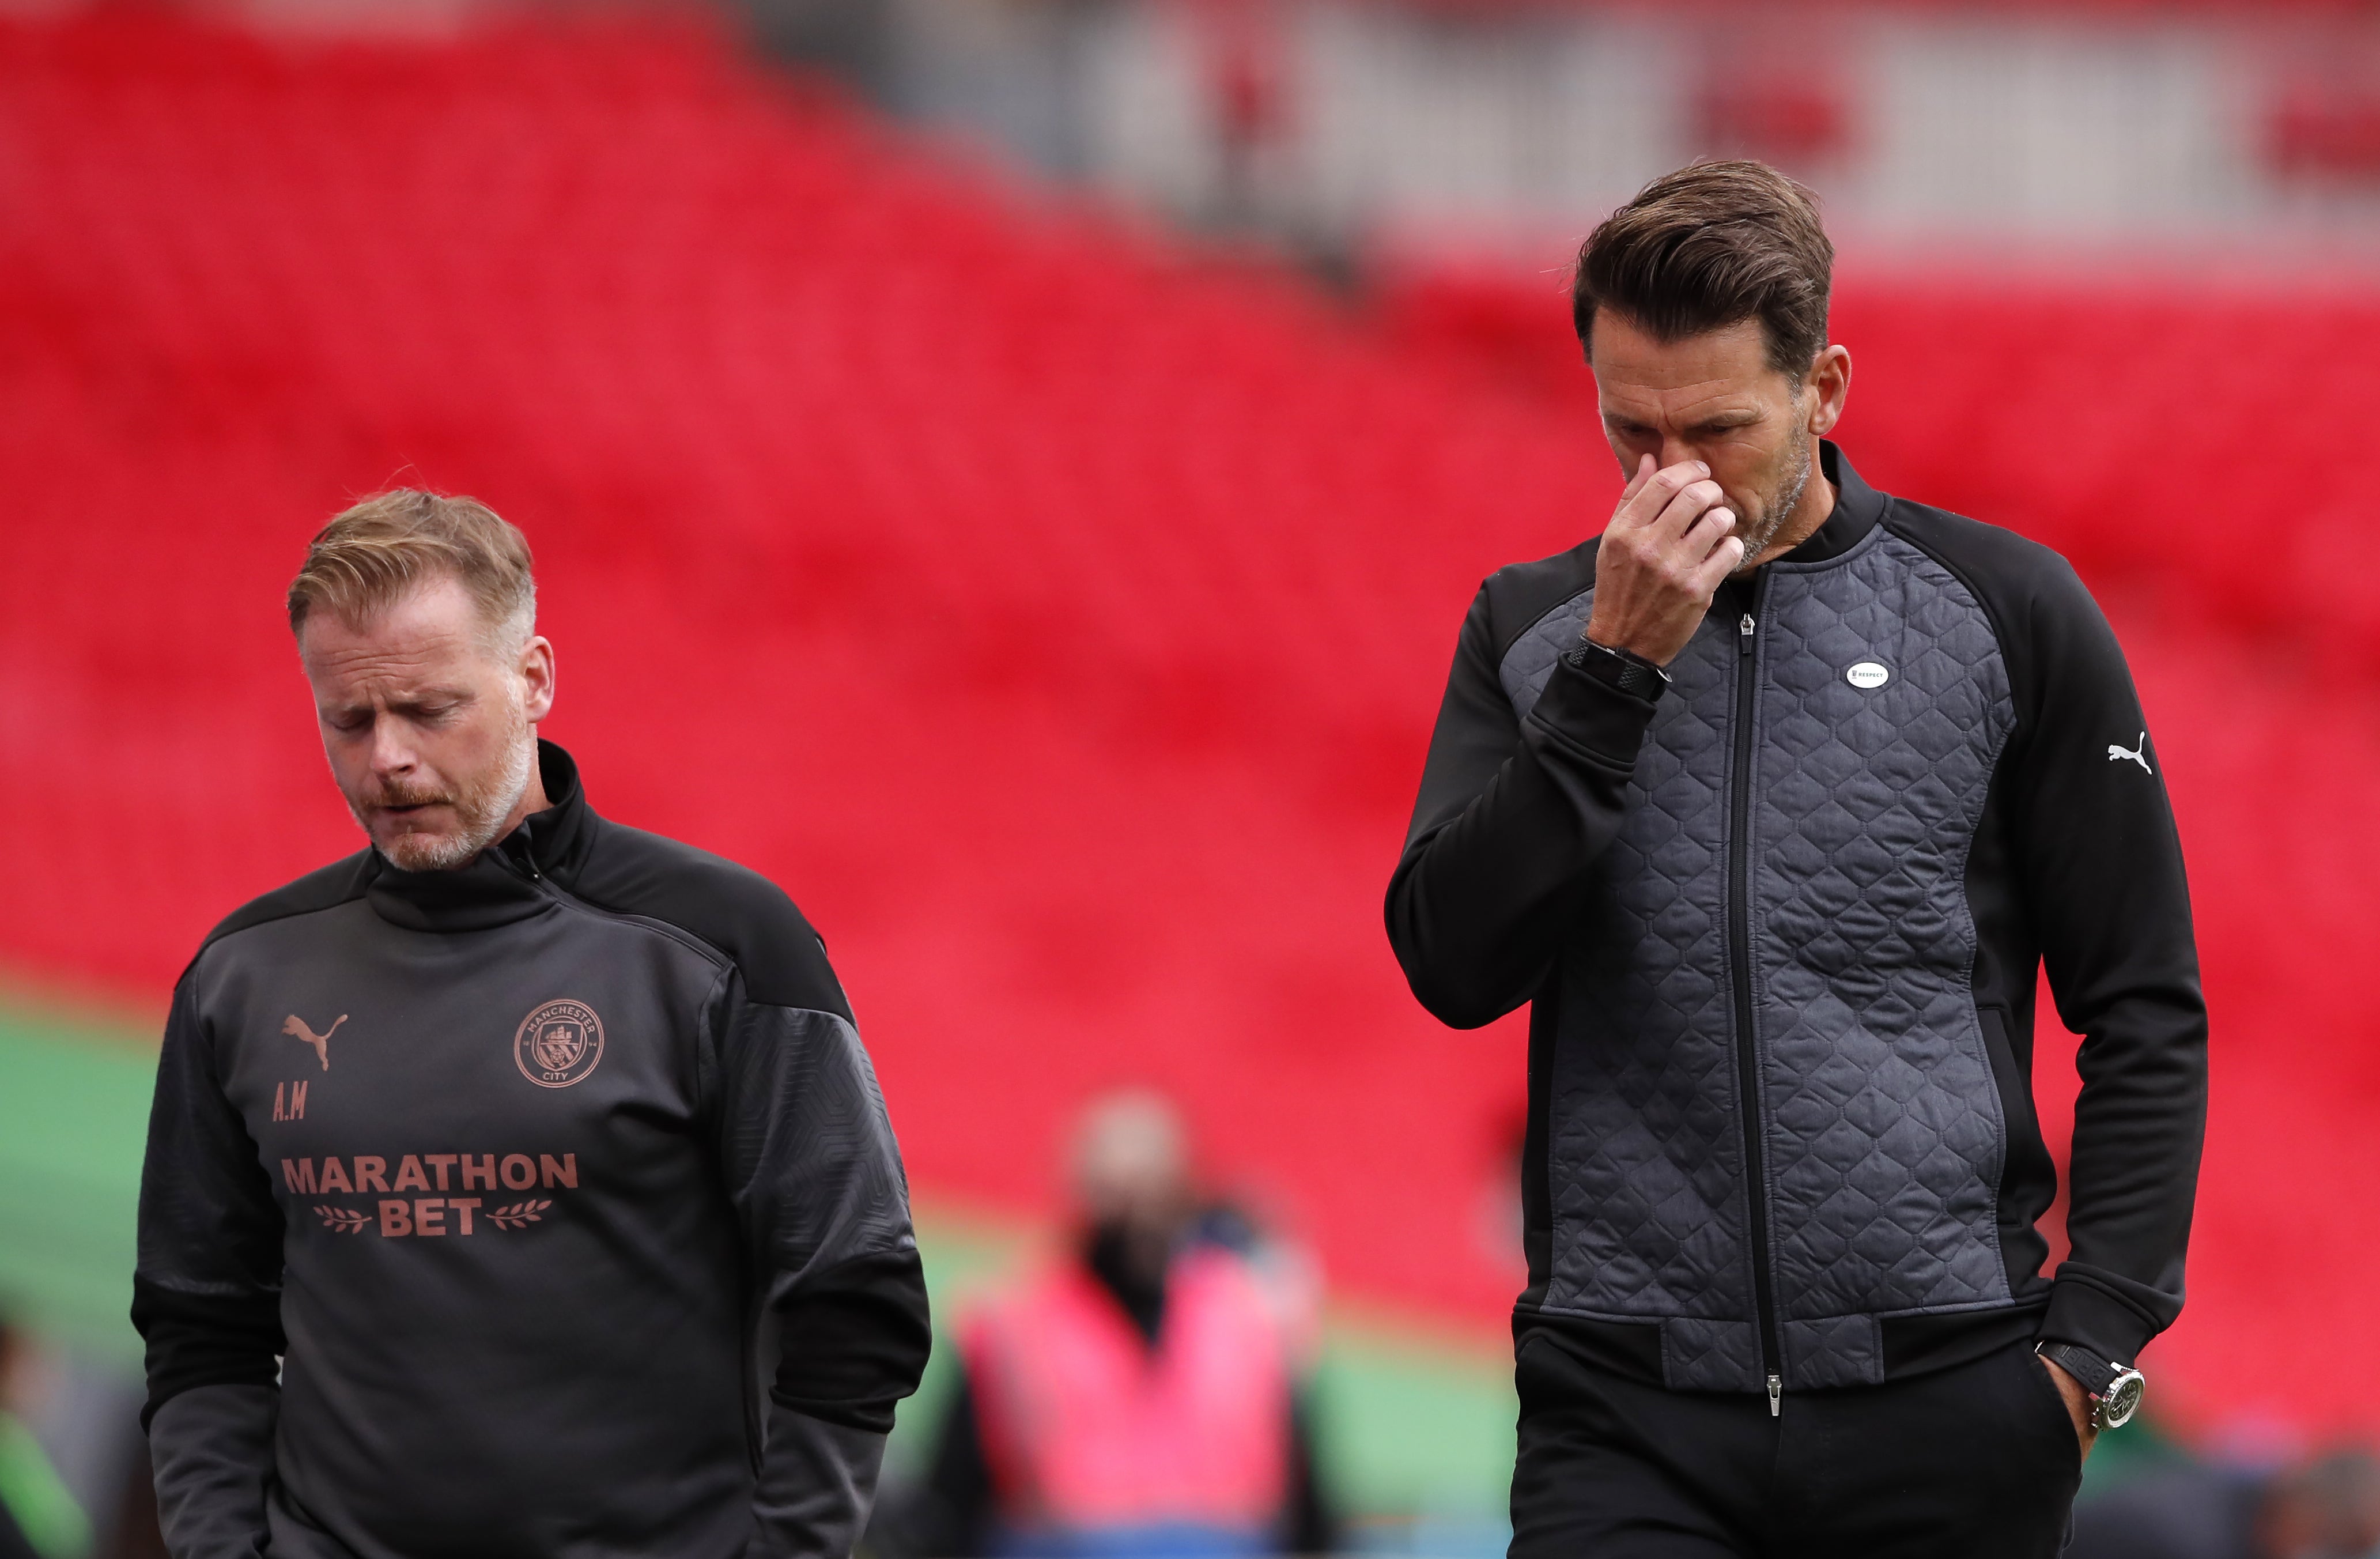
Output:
[
  {"xmin": 137, "ymin": 740, "xmax": 928, "ymax": 1558},
  {"xmin": 135, "ymin": 490, "xmax": 928, "ymax": 1559},
  {"xmin": 1389, "ymin": 164, "xmax": 2207, "ymax": 1557}
]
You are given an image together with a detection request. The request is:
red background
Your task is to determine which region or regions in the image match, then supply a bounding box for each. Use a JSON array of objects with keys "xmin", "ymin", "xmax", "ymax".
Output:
[{"xmin": 3, "ymin": 11, "xmax": 2374, "ymax": 1441}]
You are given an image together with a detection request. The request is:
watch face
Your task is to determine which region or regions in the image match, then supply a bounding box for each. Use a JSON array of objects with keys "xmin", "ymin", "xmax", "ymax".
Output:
[{"xmin": 2100, "ymin": 1371, "xmax": 2146, "ymax": 1429}]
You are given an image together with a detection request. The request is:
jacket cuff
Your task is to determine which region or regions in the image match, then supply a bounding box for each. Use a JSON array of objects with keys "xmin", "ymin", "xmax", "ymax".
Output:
[
  {"xmin": 2038, "ymin": 1274, "xmax": 2160, "ymax": 1365},
  {"xmin": 1524, "ymin": 652, "xmax": 1661, "ymax": 767},
  {"xmin": 149, "ymin": 1382, "xmax": 277, "ymax": 1559}
]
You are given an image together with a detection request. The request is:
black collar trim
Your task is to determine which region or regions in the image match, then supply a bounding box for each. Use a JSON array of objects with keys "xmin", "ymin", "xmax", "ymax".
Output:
[
  {"xmin": 1771, "ymin": 440, "xmax": 1886, "ymax": 567},
  {"xmin": 362, "ymin": 739, "xmax": 594, "ymax": 933}
]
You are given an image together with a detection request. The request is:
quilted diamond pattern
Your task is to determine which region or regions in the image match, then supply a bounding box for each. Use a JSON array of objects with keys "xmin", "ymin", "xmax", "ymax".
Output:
[
  {"xmin": 1506, "ymin": 593, "xmax": 1756, "ymax": 1383},
  {"xmin": 1498, "ymin": 527, "xmax": 2016, "ymax": 1395},
  {"xmin": 1755, "ymin": 533, "xmax": 2016, "ymax": 1388}
]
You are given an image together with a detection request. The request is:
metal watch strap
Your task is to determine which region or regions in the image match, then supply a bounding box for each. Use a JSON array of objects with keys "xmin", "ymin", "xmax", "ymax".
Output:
[{"xmin": 1567, "ymin": 637, "xmax": 1671, "ymax": 702}]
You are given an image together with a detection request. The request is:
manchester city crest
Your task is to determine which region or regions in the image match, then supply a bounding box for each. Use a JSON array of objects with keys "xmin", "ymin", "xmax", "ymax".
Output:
[{"xmin": 513, "ymin": 999, "xmax": 605, "ymax": 1088}]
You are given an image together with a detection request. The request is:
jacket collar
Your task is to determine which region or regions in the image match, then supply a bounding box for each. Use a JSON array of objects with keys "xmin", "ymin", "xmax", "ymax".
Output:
[
  {"xmin": 1768, "ymin": 439, "xmax": 1886, "ymax": 567},
  {"xmin": 514, "ymin": 740, "xmax": 596, "ymax": 879},
  {"xmin": 362, "ymin": 739, "xmax": 594, "ymax": 933}
]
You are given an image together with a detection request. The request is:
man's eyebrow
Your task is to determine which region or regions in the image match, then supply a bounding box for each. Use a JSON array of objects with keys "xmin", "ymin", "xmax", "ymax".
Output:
[
  {"xmin": 320, "ymin": 685, "xmax": 477, "ymax": 715},
  {"xmin": 388, "ymin": 686, "xmax": 476, "ymax": 708}
]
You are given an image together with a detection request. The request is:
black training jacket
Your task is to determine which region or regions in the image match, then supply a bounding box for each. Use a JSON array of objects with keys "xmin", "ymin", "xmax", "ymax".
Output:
[
  {"xmin": 1388, "ymin": 443, "xmax": 2207, "ymax": 1398},
  {"xmin": 134, "ymin": 741, "xmax": 930, "ymax": 1558}
]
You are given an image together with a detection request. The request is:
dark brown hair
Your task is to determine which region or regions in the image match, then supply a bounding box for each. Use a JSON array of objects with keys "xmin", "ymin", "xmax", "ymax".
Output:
[
  {"xmin": 288, "ymin": 489, "xmax": 535, "ymax": 648},
  {"xmin": 1572, "ymin": 160, "xmax": 1833, "ymax": 378}
]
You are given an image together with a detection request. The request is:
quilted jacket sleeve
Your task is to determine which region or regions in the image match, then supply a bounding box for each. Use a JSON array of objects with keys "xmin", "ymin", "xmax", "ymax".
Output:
[{"xmin": 1386, "ymin": 578, "xmax": 1661, "ymax": 1028}]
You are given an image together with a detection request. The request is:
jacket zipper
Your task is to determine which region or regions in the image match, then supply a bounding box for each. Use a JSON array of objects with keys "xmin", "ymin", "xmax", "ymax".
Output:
[{"xmin": 1731, "ymin": 591, "xmax": 1785, "ymax": 1417}]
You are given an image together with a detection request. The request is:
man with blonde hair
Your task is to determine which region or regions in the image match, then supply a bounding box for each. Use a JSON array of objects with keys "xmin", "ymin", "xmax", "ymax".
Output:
[{"xmin": 134, "ymin": 490, "xmax": 930, "ymax": 1558}]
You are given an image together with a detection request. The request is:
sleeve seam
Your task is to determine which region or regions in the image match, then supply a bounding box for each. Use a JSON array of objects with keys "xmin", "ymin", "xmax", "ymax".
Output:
[
  {"xmin": 141, "ymin": 1373, "xmax": 281, "ymax": 1434},
  {"xmin": 2051, "ymin": 1270, "xmax": 2165, "ymax": 1330},
  {"xmin": 1493, "ymin": 580, "xmax": 1597, "ymax": 671},
  {"xmin": 1524, "ymin": 703, "xmax": 1648, "ymax": 772},
  {"xmin": 197, "ymin": 860, "xmax": 377, "ymax": 959}
]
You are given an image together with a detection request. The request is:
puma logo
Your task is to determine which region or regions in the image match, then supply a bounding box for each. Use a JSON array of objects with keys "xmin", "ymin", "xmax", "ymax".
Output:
[
  {"xmin": 2106, "ymin": 732, "xmax": 2152, "ymax": 775},
  {"xmin": 282, "ymin": 1013, "xmax": 348, "ymax": 1071}
]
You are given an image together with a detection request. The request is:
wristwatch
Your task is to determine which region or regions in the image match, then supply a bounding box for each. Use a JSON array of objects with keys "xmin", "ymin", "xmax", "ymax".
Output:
[
  {"xmin": 1566, "ymin": 636, "xmax": 1672, "ymax": 702},
  {"xmin": 2036, "ymin": 1341, "xmax": 2147, "ymax": 1430}
]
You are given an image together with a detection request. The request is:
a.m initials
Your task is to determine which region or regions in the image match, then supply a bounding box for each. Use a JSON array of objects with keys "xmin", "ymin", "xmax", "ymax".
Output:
[{"xmin": 273, "ymin": 1081, "xmax": 309, "ymax": 1122}]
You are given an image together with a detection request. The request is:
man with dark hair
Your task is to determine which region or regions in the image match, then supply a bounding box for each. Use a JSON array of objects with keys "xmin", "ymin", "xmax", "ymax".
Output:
[
  {"xmin": 1386, "ymin": 161, "xmax": 2207, "ymax": 1556},
  {"xmin": 135, "ymin": 491, "xmax": 930, "ymax": 1558}
]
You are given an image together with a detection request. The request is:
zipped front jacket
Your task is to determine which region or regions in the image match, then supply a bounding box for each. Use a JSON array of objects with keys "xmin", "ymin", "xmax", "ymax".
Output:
[
  {"xmin": 134, "ymin": 741, "xmax": 930, "ymax": 1558},
  {"xmin": 1387, "ymin": 444, "xmax": 2207, "ymax": 1401}
]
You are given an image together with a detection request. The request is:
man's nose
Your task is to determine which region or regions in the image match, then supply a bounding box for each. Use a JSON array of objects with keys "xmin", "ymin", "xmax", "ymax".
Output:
[
  {"xmin": 367, "ymin": 716, "xmax": 417, "ymax": 776},
  {"xmin": 1660, "ymin": 435, "xmax": 1701, "ymax": 471}
]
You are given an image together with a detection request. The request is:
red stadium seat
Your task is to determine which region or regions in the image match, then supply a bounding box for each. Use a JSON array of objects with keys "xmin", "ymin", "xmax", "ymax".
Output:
[{"xmin": 2, "ymin": 6, "xmax": 2375, "ymax": 1445}]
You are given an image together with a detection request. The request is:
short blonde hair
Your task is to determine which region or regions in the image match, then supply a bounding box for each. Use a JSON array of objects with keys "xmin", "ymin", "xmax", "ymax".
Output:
[{"xmin": 288, "ymin": 489, "xmax": 535, "ymax": 650}]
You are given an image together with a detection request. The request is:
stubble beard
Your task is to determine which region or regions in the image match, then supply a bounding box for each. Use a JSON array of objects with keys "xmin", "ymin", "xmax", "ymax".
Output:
[
  {"xmin": 358, "ymin": 700, "xmax": 535, "ymax": 873},
  {"xmin": 1729, "ymin": 425, "xmax": 1815, "ymax": 576}
]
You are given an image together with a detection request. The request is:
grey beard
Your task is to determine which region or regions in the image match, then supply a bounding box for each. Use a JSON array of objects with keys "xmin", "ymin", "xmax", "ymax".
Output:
[
  {"xmin": 368, "ymin": 721, "xmax": 534, "ymax": 874},
  {"xmin": 1732, "ymin": 432, "xmax": 1814, "ymax": 575}
]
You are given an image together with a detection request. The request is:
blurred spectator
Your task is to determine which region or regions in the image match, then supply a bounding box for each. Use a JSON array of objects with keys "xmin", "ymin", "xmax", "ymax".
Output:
[
  {"xmin": 2258, "ymin": 1450, "xmax": 2380, "ymax": 1559},
  {"xmin": 2066, "ymin": 1460, "xmax": 2263, "ymax": 1559},
  {"xmin": 2068, "ymin": 1445, "xmax": 2380, "ymax": 1559},
  {"xmin": 879, "ymin": 1092, "xmax": 1333, "ymax": 1558},
  {"xmin": 0, "ymin": 1320, "xmax": 90, "ymax": 1559}
]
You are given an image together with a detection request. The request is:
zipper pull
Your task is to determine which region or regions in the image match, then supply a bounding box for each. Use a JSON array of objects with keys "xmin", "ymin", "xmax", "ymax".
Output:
[
  {"xmin": 1738, "ymin": 613, "xmax": 1756, "ymax": 656},
  {"xmin": 1767, "ymin": 1374, "xmax": 1782, "ymax": 1417}
]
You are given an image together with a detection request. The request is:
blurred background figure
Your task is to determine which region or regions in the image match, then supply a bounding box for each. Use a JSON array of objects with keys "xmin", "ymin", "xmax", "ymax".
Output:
[
  {"xmin": 877, "ymin": 1092, "xmax": 1332, "ymax": 1558},
  {"xmin": 2257, "ymin": 1451, "xmax": 2380, "ymax": 1559},
  {"xmin": 0, "ymin": 1318, "xmax": 90, "ymax": 1559},
  {"xmin": 2067, "ymin": 1443, "xmax": 2380, "ymax": 1559}
]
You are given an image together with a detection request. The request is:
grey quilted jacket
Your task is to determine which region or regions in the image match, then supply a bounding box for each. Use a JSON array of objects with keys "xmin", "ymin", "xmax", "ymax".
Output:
[{"xmin": 1389, "ymin": 444, "xmax": 2205, "ymax": 1402}]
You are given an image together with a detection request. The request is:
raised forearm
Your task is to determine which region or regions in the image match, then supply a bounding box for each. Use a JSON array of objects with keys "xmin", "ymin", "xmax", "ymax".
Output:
[{"xmin": 1389, "ymin": 654, "xmax": 1657, "ymax": 1027}]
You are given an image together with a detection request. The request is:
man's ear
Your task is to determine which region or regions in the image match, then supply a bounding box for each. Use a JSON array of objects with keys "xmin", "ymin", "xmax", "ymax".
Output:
[
  {"xmin": 1805, "ymin": 345, "xmax": 1852, "ymax": 437},
  {"xmin": 519, "ymin": 634, "xmax": 556, "ymax": 724}
]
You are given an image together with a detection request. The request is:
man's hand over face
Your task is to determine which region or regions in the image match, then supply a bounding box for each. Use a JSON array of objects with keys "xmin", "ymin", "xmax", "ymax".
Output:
[{"xmin": 1584, "ymin": 455, "xmax": 1745, "ymax": 667}]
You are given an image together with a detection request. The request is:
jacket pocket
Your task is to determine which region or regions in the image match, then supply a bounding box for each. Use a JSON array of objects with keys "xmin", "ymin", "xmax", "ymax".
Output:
[
  {"xmin": 1978, "ymin": 1004, "xmax": 2055, "ymax": 1205},
  {"xmin": 2017, "ymin": 1342, "xmax": 2088, "ymax": 1477}
]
